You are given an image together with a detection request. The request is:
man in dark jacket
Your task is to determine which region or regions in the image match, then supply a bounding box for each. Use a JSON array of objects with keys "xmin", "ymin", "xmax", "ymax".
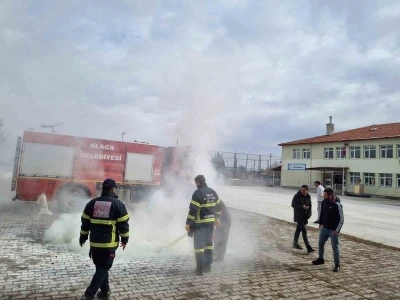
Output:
[
  {"xmin": 312, "ymin": 188, "xmax": 344, "ymax": 272},
  {"xmin": 213, "ymin": 199, "xmax": 231, "ymax": 262},
  {"xmin": 79, "ymin": 179, "xmax": 130, "ymax": 300},
  {"xmin": 291, "ymin": 185, "xmax": 315, "ymax": 253},
  {"xmin": 186, "ymin": 175, "xmax": 222, "ymax": 275}
]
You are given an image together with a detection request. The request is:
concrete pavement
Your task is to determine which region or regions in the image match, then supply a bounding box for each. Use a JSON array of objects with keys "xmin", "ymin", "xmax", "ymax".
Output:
[{"xmin": 0, "ymin": 202, "xmax": 399, "ymax": 299}]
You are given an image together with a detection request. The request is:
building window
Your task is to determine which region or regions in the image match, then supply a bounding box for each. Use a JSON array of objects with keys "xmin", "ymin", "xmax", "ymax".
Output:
[
  {"xmin": 397, "ymin": 174, "xmax": 400, "ymax": 188},
  {"xmin": 336, "ymin": 147, "xmax": 345, "ymax": 159},
  {"xmin": 302, "ymin": 148, "xmax": 311, "ymax": 159},
  {"xmin": 350, "ymin": 172, "xmax": 361, "ymax": 185},
  {"xmin": 364, "ymin": 146, "xmax": 376, "ymax": 159},
  {"xmin": 293, "ymin": 149, "xmax": 301, "ymax": 159},
  {"xmin": 380, "ymin": 173, "xmax": 392, "ymax": 187},
  {"xmin": 350, "ymin": 146, "xmax": 361, "ymax": 159},
  {"xmin": 364, "ymin": 173, "xmax": 375, "ymax": 186},
  {"xmin": 397, "ymin": 145, "xmax": 400, "ymax": 158},
  {"xmin": 324, "ymin": 147, "xmax": 334, "ymax": 159},
  {"xmin": 380, "ymin": 145, "xmax": 393, "ymax": 158}
]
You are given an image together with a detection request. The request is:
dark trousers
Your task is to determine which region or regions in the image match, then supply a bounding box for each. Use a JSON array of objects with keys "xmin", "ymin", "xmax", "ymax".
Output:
[
  {"xmin": 214, "ymin": 223, "xmax": 231, "ymax": 261},
  {"xmin": 294, "ymin": 221, "xmax": 311, "ymax": 248},
  {"xmin": 193, "ymin": 225, "xmax": 214, "ymax": 269},
  {"xmin": 85, "ymin": 250, "xmax": 115, "ymax": 297}
]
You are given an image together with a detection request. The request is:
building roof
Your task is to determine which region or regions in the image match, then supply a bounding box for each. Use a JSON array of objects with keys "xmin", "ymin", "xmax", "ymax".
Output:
[{"xmin": 279, "ymin": 122, "xmax": 400, "ymax": 146}]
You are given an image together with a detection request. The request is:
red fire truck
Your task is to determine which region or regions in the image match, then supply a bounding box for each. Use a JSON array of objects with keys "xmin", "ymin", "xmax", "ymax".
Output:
[{"xmin": 11, "ymin": 130, "xmax": 192, "ymax": 210}]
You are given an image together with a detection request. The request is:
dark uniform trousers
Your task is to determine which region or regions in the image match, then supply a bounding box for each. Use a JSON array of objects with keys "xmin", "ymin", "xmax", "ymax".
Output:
[
  {"xmin": 213, "ymin": 222, "xmax": 231, "ymax": 261},
  {"xmin": 85, "ymin": 250, "xmax": 115, "ymax": 297},
  {"xmin": 193, "ymin": 225, "xmax": 214, "ymax": 268}
]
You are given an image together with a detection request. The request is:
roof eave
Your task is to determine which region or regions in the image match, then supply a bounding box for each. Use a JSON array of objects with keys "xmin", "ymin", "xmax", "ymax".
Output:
[{"xmin": 279, "ymin": 135, "xmax": 400, "ymax": 147}]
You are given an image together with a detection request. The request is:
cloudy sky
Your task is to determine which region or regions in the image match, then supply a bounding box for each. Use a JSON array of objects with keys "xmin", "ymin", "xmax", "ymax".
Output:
[{"xmin": 1, "ymin": 0, "xmax": 400, "ymax": 163}]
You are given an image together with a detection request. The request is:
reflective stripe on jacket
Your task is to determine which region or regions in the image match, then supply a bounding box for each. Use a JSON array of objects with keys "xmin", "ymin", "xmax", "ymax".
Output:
[
  {"xmin": 186, "ymin": 184, "xmax": 222, "ymax": 227},
  {"xmin": 80, "ymin": 192, "xmax": 130, "ymax": 250}
]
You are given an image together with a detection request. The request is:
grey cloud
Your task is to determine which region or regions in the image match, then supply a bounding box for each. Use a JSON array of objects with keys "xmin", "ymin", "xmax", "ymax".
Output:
[{"xmin": 1, "ymin": 0, "xmax": 400, "ymax": 170}]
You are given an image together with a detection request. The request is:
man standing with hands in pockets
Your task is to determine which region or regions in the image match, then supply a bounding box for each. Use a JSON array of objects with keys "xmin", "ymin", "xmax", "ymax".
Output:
[{"xmin": 312, "ymin": 187, "xmax": 344, "ymax": 272}]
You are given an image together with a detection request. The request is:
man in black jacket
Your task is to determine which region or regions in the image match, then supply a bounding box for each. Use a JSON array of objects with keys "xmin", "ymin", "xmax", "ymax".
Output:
[
  {"xmin": 291, "ymin": 185, "xmax": 315, "ymax": 253},
  {"xmin": 186, "ymin": 175, "xmax": 222, "ymax": 275},
  {"xmin": 213, "ymin": 199, "xmax": 231, "ymax": 262},
  {"xmin": 312, "ymin": 187, "xmax": 344, "ymax": 272},
  {"xmin": 79, "ymin": 179, "xmax": 130, "ymax": 300}
]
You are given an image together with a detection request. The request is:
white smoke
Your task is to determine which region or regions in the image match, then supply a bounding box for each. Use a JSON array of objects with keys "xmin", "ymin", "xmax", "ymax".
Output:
[
  {"xmin": 0, "ymin": 172, "xmax": 13, "ymax": 205},
  {"xmin": 43, "ymin": 186, "xmax": 193, "ymax": 259},
  {"xmin": 42, "ymin": 67, "xmax": 253, "ymax": 260}
]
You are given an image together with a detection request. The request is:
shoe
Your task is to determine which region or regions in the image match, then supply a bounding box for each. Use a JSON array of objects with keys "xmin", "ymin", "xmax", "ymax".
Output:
[
  {"xmin": 203, "ymin": 265, "xmax": 211, "ymax": 273},
  {"xmin": 97, "ymin": 289, "xmax": 111, "ymax": 299},
  {"xmin": 313, "ymin": 221, "xmax": 319, "ymax": 224},
  {"xmin": 307, "ymin": 247, "xmax": 316, "ymax": 254},
  {"xmin": 333, "ymin": 265, "xmax": 340, "ymax": 272},
  {"xmin": 312, "ymin": 258, "xmax": 325, "ymax": 265},
  {"xmin": 293, "ymin": 244, "xmax": 303, "ymax": 250},
  {"xmin": 80, "ymin": 295, "xmax": 94, "ymax": 300}
]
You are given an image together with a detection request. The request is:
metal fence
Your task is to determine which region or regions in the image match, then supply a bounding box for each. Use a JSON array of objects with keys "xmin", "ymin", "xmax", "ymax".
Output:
[{"xmin": 209, "ymin": 151, "xmax": 281, "ymax": 180}]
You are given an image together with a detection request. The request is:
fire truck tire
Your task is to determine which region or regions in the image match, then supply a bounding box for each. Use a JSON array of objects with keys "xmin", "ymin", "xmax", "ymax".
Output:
[{"xmin": 56, "ymin": 184, "xmax": 91, "ymax": 213}]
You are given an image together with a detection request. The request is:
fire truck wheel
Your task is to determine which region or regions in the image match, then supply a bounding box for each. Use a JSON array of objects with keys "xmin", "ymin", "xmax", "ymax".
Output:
[{"xmin": 56, "ymin": 184, "xmax": 91, "ymax": 213}]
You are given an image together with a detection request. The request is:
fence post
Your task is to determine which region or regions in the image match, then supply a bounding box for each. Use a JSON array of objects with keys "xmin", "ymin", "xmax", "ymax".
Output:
[{"xmin": 234, "ymin": 153, "xmax": 237, "ymax": 179}]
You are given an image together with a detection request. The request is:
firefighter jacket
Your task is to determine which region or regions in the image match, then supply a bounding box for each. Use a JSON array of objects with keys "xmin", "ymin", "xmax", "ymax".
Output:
[
  {"xmin": 186, "ymin": 184, "xmax": 222, "ymax": 228},
  {"xmin": 80, "ymin": 191, "xmax": 130, "ymax": 251}
]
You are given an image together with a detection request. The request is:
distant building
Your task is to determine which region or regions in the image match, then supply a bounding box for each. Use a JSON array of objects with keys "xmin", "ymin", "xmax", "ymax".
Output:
[{"xmin": 278, "ymin": 117, "xmax": 400, "ymax": 198}]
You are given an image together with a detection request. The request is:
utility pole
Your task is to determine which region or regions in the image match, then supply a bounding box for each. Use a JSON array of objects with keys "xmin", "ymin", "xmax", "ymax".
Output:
[
  {"xmin": 233, "ymin": 153, "xmax": 237, "ymax": 179},
  {"xmin": 269, "ymin": 153, "xmax": 272, "ymax": 171},
  {"xmin": 121, "ymin": 132, "xmax": 126, "ymax": 141},
  {"xmin": 245, "ymin": 154, "xmax": 249, "ymax": 179}
]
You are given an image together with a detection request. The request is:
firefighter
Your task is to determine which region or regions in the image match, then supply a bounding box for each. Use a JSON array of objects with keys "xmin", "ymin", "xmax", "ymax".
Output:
[
  {"xmin": 186, "ymin": 175, "xmax": 222, "ymax": 275},
  {"xmin": 213, "ymin": 199, "xmax": 231, "ymax": 262},
  {"xmin": 79, "ymin": 179, "xmax": 130, "ymax": 300}
]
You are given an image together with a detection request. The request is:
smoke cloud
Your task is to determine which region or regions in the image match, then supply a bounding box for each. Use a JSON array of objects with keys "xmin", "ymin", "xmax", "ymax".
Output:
[
  {"xmin": 0, "ymin": 172, "xmax": 13, "ymax": 205},
  {"xmin": 43, "ymin": 187, "xmax": 193, "ymax": 259}
]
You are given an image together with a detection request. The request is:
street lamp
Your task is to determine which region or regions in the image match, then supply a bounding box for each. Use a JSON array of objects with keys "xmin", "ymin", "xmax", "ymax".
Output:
[{"xmin": 121, "ymin": 132, "xmax": 126, "ymax": 141}]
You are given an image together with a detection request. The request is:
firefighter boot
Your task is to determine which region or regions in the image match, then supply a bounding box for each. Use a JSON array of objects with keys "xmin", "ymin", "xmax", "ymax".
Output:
[
  {"xmin": 203, "ymin": 264, "xmax": 211, "ymax": 273},
  {"xmin": 97, "ymin": 289, "xmax": 111, "ymax": 300},
  {"xmin": 195, "ymin": 252, "xmax": 204, "ymax": 276},
  {"xmin": 80, "ymin": 295, "xmax": 94, "ymax": 300}
]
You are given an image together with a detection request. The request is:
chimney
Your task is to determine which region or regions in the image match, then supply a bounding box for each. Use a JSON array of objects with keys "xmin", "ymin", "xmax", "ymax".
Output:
[{"xmin": 326, "ymin": 116, "xmax": 335, "ymax": 135}]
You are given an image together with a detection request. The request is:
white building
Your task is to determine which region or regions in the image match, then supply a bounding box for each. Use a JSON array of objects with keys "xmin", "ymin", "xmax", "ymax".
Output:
[{"xmin": 279, "ymin": 117, "xmax": 400, "ymax": 198}]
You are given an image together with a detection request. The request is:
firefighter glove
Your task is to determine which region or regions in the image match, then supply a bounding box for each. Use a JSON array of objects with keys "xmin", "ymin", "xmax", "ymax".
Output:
[
  {"xmin": 79, "ymin": 235, "xmax": 87, "ymax": 247},
  {"xmin": 188, "ymin": 231, "xmax": 193, "ymax": 238}
]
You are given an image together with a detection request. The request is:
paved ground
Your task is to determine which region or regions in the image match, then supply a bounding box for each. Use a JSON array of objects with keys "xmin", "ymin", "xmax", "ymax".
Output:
[{"xmin": 0, "ymin": 202, "xmax": 399, "ymax": 300}]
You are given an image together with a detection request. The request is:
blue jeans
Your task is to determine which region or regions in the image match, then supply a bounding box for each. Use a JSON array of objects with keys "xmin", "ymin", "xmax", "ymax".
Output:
[{"xmin": 319, "ymin": 227, "xmax": 340, "ymax": 266}]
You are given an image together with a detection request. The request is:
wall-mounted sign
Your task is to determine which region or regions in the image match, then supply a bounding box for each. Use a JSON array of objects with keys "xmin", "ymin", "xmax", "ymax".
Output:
[{"xmin": 288, "ymin": 163, "xmax": 306, "ymax": 170}]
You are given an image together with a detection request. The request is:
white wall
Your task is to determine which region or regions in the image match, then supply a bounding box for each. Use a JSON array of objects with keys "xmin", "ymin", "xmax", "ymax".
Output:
[{"xmin": 281, "ymin": 138, "xmax": 400, "ymax": 197}]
